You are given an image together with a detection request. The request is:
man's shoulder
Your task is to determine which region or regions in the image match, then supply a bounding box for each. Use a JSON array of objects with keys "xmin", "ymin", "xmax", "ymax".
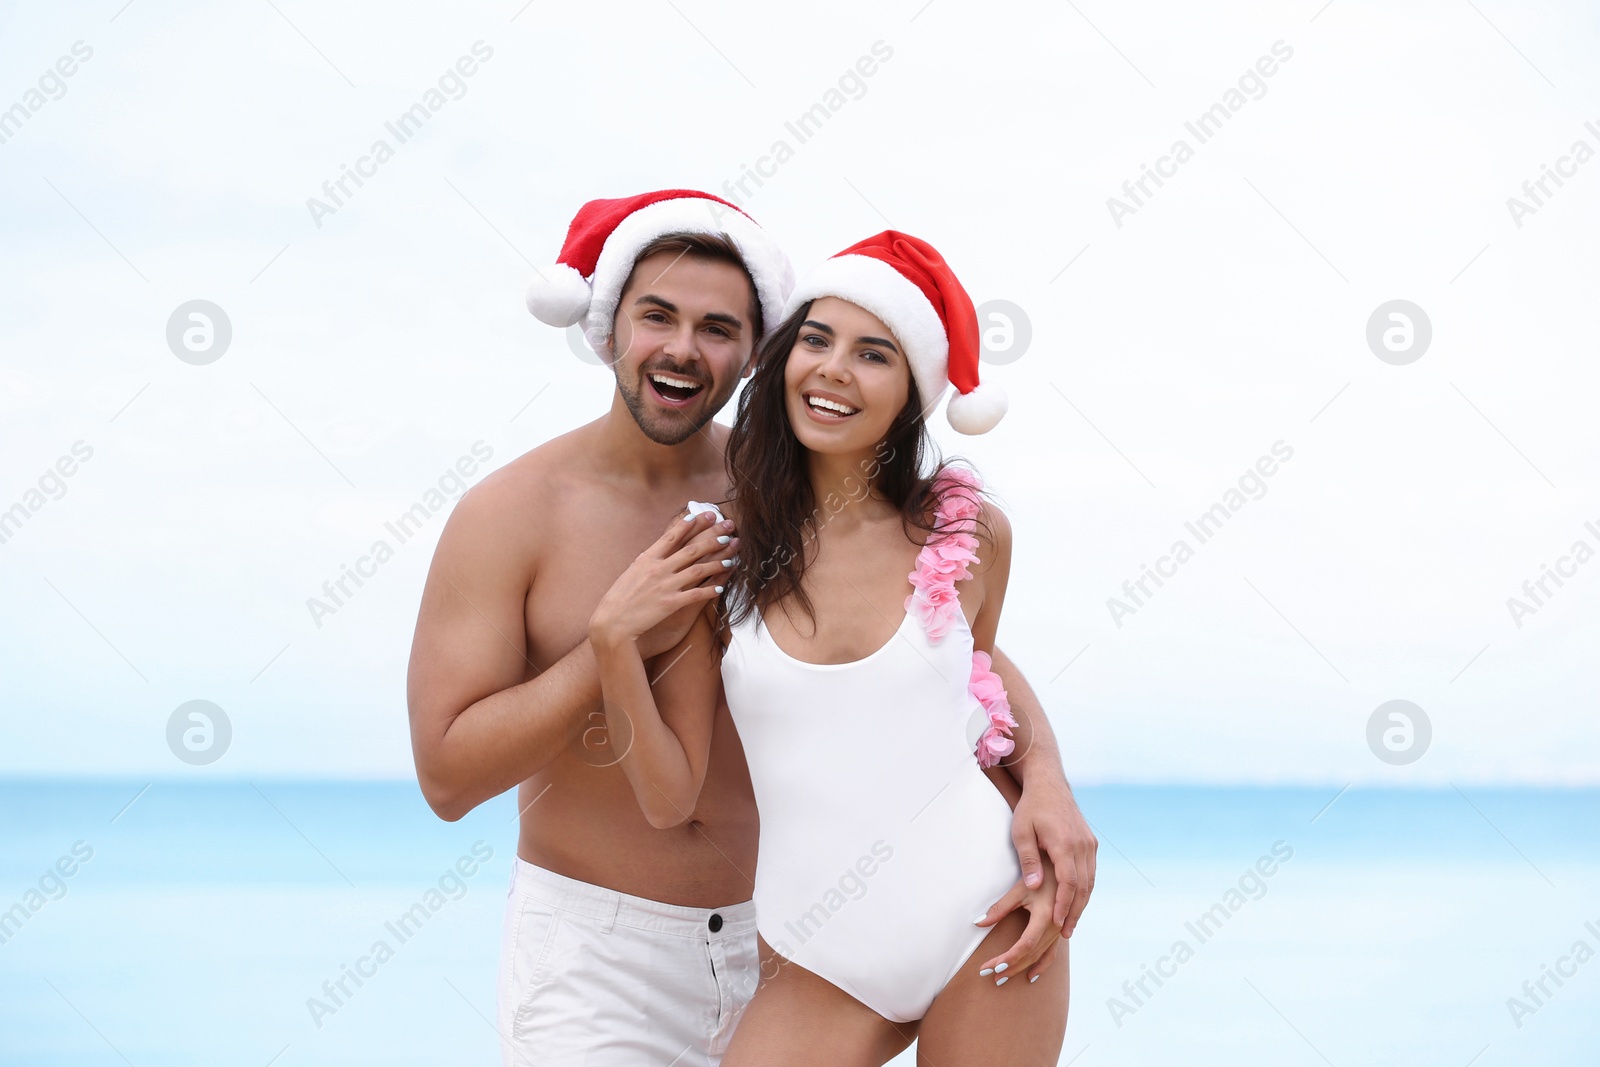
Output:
[
  {"xmin": 442, "ymin": 427, "xmax": 591, "ymax": 555},
  {"xmin": 473, "ymin": 430, "xmax": 579, "ymax": 502},
  {"xmin": 478, "ymin": 417, "xmax": 610, "ymax": 503}
]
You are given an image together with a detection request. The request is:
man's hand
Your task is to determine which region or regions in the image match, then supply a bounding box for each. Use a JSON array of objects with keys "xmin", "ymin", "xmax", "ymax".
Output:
[
  {"xmin": 1011, "ymin": 774, "xmax": 1097, "ymax": 937},
  {"xmin": 589, "ymin": 508, "xmax": 739, "ymax": 659}
]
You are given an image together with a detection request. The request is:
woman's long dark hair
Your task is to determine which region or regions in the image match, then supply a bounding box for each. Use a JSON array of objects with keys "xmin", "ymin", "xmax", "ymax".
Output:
[{"xmin": 720, "ymin": 299, "xmax": 991, "ymax": 634}]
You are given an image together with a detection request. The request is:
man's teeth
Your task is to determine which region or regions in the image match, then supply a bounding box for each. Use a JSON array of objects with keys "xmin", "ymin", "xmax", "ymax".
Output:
[
  {"xmin": 650, "ymin": 373, "xmax": 703, "ymax": 390},
  {"xmin": 808, "ymin": 395, "xmax": 858, "ymax": 416}
]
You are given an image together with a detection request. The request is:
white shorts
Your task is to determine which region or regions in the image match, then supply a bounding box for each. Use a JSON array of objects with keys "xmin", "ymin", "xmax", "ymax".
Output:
[{"xmin": 497, "ymin": 856, "xmax": 760, "ymax": 1066}]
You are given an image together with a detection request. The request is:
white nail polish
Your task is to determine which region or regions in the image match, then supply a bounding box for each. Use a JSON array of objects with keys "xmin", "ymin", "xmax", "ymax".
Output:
[
  {"xmin": 995, "ymin": 962, "xmax": 1008, "ymax": 973},
  {"xmin": 1029, "ymin": 975, "xmax": 1039, "ymax": 983},
  {"xmin": 717, "ymin": 535, "xmax": 731, "ymax": 544},
  {"xmin": 978, "ymin": 967, "xmax": 993, "ymax": 976},
  {"xmin": 996, "ymin": 976, "xmax": 1009, "ymax": 986},
  {"xmin": 722, "ymin": 559, "xmax": 734, "ymax": 568},
  {"xmin": 971, "ymin": 913, "xmax": 988, "ymax": 924},
  {"xmin": 714, "ymin": 586, "xmax": 724, "ymax": 594}
]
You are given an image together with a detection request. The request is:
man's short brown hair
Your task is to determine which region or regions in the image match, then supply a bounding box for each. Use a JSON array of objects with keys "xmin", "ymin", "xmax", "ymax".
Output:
[{"xmin": 615, "ymin": 232, "xmax": 764, "ymax": 340}]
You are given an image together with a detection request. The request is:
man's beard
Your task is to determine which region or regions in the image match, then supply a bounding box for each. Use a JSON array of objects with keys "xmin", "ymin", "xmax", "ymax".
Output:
[{"xmin": 616, "ymin": 361, "xmax": 738, "ymax": 446}]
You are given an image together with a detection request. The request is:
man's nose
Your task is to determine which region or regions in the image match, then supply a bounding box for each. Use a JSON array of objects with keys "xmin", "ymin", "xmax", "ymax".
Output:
[{"xmin": 663, "ymin": 321, "xmax": 700, "ymax": 362}]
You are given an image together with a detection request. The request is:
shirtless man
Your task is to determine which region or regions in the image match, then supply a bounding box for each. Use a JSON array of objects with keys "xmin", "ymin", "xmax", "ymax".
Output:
[{"xmin": 406, "ymin": 191, "xmax": 1097, "ymax": 1066}]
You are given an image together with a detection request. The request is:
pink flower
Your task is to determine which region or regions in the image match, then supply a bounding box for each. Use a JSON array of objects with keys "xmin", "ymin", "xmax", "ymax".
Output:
[
  {"xmin": 903, "ymin": 466, "xmax": 1003, "ymax": 644},
  {"xmin": 933, "ymin": 467, "xmax": 983, "ymax": 521},
  {"xmin": 969, "ymin": 652, "xmax": 1009, "ymax": 710},
  {"xmin": 926, "ymin": 538, "xmax": 978, "ymax": 580},
  {"xmin": 903, "ymin": 466, "xmax": 1016, "ymax": 765},
  {"xmin": 910, "ymin": 539, "xmax": 977, "ymax": 591},
  {"xmin": 905, "ymin": 580, "xmax": 962, "ymax": 640},
  {"xmin": 969, "ymin": 649, "xmax": 1017, "ymax": 768},
  {"xmin": 978, "ymin": 731, "xmax": 1015, "ymax": 767},
  {"xmin": 944, "ymin": 495, "xmax": 981, "ymax": 525},
  {"xmin": 970, "ymin": 647, "xmax": 995, "ymax": 679},
  {"xmin": 936, "ymin": 465, "xmax": 983, "ymax": 493}
]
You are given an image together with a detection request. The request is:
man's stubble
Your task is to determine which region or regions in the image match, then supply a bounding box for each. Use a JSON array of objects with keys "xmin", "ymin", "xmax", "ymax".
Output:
[{"xmin": 611, "ymin": 351, "xmax": 743, "ymax": 447}]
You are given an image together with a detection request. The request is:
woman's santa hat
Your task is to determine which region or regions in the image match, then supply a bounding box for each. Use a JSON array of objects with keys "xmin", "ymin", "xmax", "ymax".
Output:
[
  {"xmin": 525, "ymin": 189, "xmax": 794, "ymax": 349},
  {"xmin": 783, "ymin": 231, "xmax": 1007, "ymax": 435}
]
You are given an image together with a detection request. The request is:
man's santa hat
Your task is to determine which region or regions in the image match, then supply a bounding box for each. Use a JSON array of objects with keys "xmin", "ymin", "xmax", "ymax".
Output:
[
  {"xmin": 783, "ymin": 231, "xmax": 1007, "ymax": 435},
  {"xmin": 525, "ymin": 189, "xmax": 794, "ymax": 350}
]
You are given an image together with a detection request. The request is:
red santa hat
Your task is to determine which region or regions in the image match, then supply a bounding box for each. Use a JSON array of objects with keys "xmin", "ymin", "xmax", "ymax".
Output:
[
  {"xmin": 525, "ymin": 189, "xmax": 794, "ymax": 349},
  {"xmin": 782, "ymin": 231, "xmax": 1007, "ymax": 435}
]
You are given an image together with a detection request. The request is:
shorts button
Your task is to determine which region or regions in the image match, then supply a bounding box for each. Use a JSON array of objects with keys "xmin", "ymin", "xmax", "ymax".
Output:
[{"xmin": 708, "ymin": 913, "xmax": 723, "ymax": 932}]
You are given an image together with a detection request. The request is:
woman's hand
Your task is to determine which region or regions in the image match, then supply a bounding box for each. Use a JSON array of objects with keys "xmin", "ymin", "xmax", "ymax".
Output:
[
  {"xmin": 971, "ymin": 864, "xmax": 1065, "ymax": 986},
  {"xmin": 589, "ymin": 508, "xmax": 739, "ymax": 659}
]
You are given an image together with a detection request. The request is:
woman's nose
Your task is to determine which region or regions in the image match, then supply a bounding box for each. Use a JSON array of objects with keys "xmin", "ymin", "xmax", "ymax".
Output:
[{"xmin": 818, "ymin": 347, "xmax": 852, "ymax": 381}]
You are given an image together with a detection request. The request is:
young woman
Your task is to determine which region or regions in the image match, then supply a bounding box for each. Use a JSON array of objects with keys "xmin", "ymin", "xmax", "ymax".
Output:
[{"xmin": 589, "ymin": 232, "xmax": 1070, "ymax": 1064}]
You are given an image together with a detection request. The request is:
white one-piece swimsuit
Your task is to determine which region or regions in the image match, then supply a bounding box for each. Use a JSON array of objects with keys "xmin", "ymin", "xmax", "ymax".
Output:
[{"xmin": 718, "ymin": 470, "xmax": 1021, "ymax": 1024}]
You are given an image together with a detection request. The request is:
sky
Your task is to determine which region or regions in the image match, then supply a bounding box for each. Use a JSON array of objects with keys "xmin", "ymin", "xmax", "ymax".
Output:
[{"xmin": 1, "ymin": 0, "xmax": 1597, "ymax": 784}]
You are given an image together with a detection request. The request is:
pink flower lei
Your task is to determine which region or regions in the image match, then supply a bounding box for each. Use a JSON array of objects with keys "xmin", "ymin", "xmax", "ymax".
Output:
[{"xmin": 901, "ymin": 466, "xmax": 1017, "ymax": 768}]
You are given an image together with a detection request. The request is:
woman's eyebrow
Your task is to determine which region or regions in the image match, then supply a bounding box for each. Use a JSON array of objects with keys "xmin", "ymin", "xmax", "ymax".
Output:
[
  {"xmin": 801, "ymin": 320, "xmax": 835, "ymax": 335},
  {"xmin": 857, "ymin": 335, "xmax": 899, "ymax": 354}
]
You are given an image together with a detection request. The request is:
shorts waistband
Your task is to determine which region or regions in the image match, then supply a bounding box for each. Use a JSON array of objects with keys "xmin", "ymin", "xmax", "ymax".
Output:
[{"xmin": 510, "ymin": 856, "xmax": 757, "ymax": 940}]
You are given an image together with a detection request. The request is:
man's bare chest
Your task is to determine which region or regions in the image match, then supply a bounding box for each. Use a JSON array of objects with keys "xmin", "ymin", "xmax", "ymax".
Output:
[{"xmin": 522, "ymin": 489, "xmax": 726, "ymax": 668}]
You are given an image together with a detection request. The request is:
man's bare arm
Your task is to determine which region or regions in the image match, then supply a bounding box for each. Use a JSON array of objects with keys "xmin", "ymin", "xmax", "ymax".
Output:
[
  {"xmin": 406, "ymin": 485, "xmax": 599, "ymax": 821},
  {"xmin": 990, "ymin": 647, "xmax": 1064, "ymax": 788},
  {"xmin": 989, "ymin": 646, "xmax": 1098, "ymax": 936},
  {"xmin": 406, "ymin": 487, "xmax": 736, "ymax": 821}
]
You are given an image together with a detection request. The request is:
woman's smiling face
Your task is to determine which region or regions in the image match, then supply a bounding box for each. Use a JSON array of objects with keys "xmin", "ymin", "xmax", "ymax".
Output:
[{"xmin": 784, "ymin": 296, "xmax": 911, "ymax": 456}]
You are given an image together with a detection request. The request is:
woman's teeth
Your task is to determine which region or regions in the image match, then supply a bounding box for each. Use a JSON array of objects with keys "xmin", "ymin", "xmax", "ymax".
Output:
[{"xmin": 807, "ymin": 395, "xmax": 859, "ymax": 416}]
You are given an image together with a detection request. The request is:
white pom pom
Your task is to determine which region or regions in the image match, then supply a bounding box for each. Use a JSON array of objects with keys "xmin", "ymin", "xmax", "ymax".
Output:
[
  {"xmin": 946, "ymin": 382, "xmax": 1008, "ymax": 435},
  {"xmin": 525, "ymin": 263, "xmax": 592, "ymax": 327}
]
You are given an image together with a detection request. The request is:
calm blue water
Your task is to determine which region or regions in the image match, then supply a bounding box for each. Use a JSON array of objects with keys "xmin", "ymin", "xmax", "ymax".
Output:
[{"xmin": 2, "ymin": 780, "xmax": 1596, "ymax": 1065}]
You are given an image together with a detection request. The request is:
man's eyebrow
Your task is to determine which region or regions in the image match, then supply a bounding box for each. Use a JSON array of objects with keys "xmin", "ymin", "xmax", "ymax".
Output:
[{"xmin": 637, "ymin": 293, "xmax": 742, "ymax": 329}]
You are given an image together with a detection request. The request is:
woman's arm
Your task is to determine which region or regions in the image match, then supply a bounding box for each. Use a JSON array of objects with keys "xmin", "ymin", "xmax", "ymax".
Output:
[
  {"xmin": 984, "ymin": 761, "xmax": 1023, "ymax": 810},
  {"xmin": 969, "ymin": 499, "xmax": 1012, "ymax": 660},
  {"xmin": 591, "ymin": 604, "xmax": 723, "ymax": 829}
]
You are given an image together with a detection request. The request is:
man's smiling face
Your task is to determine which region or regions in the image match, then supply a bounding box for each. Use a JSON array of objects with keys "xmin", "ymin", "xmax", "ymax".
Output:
[{"xmin": 606, "ymin": 246, "xmax": 760, "ymax": 445}]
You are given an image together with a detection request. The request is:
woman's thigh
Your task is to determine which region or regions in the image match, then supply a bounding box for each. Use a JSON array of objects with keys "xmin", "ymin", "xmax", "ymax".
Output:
[
  {"xmin": 721, "ymin": 935, "xmax": 919, "ymax": 1067},
  {"xmin": 916, "ymin": 909, "xmax": 1070, "ymax": 1066}
]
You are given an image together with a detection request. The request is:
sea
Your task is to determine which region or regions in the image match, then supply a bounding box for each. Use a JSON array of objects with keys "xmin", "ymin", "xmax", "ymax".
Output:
[{"xmin": 2, "ymin": 780, "xmax": 1595, "ymax": 1065}]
